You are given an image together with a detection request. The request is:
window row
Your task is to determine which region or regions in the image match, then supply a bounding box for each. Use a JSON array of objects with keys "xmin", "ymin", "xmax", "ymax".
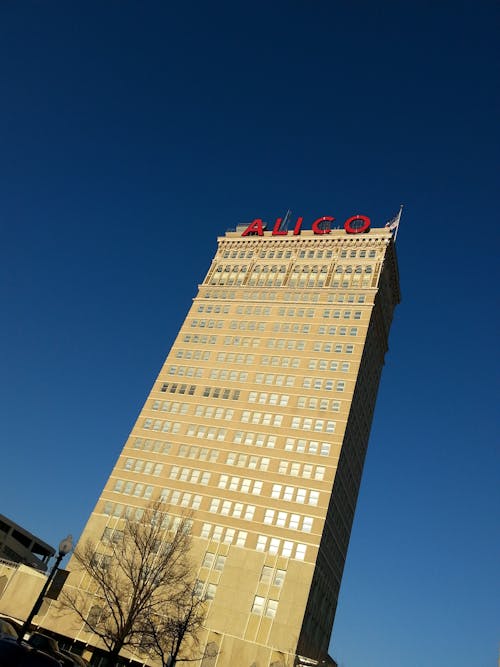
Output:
[
  {"xmin": 168, "ymin": 467, "xmax": 212, "ymax": 485},
  {"xmin": 302, "ymin": 377, "xmax": 346, "ymax": 392},
  {"xmin": 260, "ymin": 355, "xmax": 300, "ymax": 368},
  {"xmin": 209, "ymin": 498, "xmax": 257, "ymax": 520},
  {"xmin": 260, "ymin": 565, "xmax": 286, "ymax": 586},
  {"xmin": 277, "ymin": 460, "xmax": 326, "ymax": 481},
  {"xmin": 241, "ymin": 411, "xmax": 283, "ymax": 426},
  {"xmin": 229, "ymin": 320, "xmax": 267, "ymax": 331},
  {"xmin": 194, "ymin": 580, "xmax": 218, "ymax": 601},
  {"xmin": 284, "ymin": 438, "xmax": 332, "ymax": 457},
  {"xmin": 194, "ymin": 405, "xmax": 234, "ymax": 420},
  {"xmin": 101, "ymin": 504, "xmax": 186, "ymax": 536},
  {"xmin": 177, "ymin": 444, "xmax": 219, "ymax": 462},
  {"xmin": 202, "ymin": 386, "xmax": 241, "ymax": 400},
  {"xmin": 123, "ymin": 458, "xmax": 164, "ymax": 476},
  {"xmin": 217, "ymin": 475, "xmax": 263, "ymax": 495},
  {"xmin": 281, "ymin": 291, "xmax": 366, "ymax": 304},
  {"xmin": 215, "ymin": 352, "xmax": 256, "ymax": 364},
  {"xmin": 255, "ymin": 535, "xmax": 307, "ymax": 560},
  {"xmin": 271, "ymin": 484, "xmax": 320, "ymax": 506},
  {"xmin": 250, "ymin": 264, "xmax": 287, "ymax": 274},
  {"xmin": 174, "ymin": 348, "xmax": 211, "ymax": 360},
  {"xmin": 254, "ymin": 373, "xmax": 295, "ymax": 387},
  {"xmin": 339, "ymin": 249, "xmax": 377, "ymax": 258},
  {"xmin": 102, "ymin": 501, "xmax": 149, "ymax": 520},
  {"xmin": 251, "ymin": 595, "xmax": 279, "ymax": 618},
  {"xmin": 167, "ymin": 366, "xmax": 204, "ymax": 378},
  {"xmin": 201, "ymin": 551, "xmax": 227, "ymax": 571},
  {"xmin": 221, "ymin": 249, "xmax": 255, "ymax": 258},
  {"xmin": 295, "ymin": 415, "xmax": 336, "ymax": 432},
  {"xmin": 142, "ymin": 417, "xmax": 326, "ymax": 446},
  {"xmin": 316, "ymin": 325, "xmax": 359, "ymax": 336},
  {"xmin": 276, "ymin": 307, "xmax": 316, "ymax": 318},
  {"xmin": 215, "ymin": 264, "xmax": 250, "ymax": 273},
  {"xmin": 240, "ymin": 291, "xmax": 277, "ymax": 301},
  {"xmin": 296, "ymin": 397, "xmax": 341, "ymax": 412},
  {"xmin": 321, "ymin": 309, "xmax": 362, "ymax": 319},
  {"xmin": 132, "ymin": 438, "xmax": 172, "ymax": 454},
  {"xmin": 272, "ymin": 323, "xmax": 311, "ymax": 334},
  {"xmin": 159, "ymin": 489, "xmax": 203, "ymax": 510},
  {"xmin": 332, "ymin": 278, "xmax": 373, "ymax": 289},
  {"xmin": 233, "ymin": 431, "xmax": 277, "ymax": 448},
  {"xmin": 151, "ymin": 400, "xmax": 189, "ymax": 414},
  {"xmin": 312, "ymin": 342, "xmax": 354, "ymax": 354},
  {"xmin": 200, "ymin": 522, "xmax": 248, "ymax": 547},
  {"xmin": 291, "ymin": 265, "xmax": 329, "ymax": 274},
  {"xmin": 201, "ymin": 290, "xmax": 237, "ymax": 300},
  {"xmin": 101, "ymin": 527, "xmax": 124, "ymax": 543},
  {"xmin": 209, "ymin": 369, "xmax": 249, "ymax": 382},
  {"xmin": 112, "ymin": 479, "xmax": 155, "ymax": 499},
  {"xmin": 327, "ymin": 293, "xmax": 366, "ymax": 304},
  {"xmin": 182, "ymin": 334, "xmax": 218, "ymax": 345},
  {"xmin": 307, "ymin": 359, "xmax": 350, "ymax": 371},
  {"xmin": 143, "ymin": 419, "xmax": 181, "ymax": 433},
  {"xmin": 335, "ymin": 264, "xmax": 373, "ymax": 274},
  {"xmin": 223, "ymin": 335, "xmax": 262, "ymax": 348},
  {"xmin": 235, "ymin": 305, "xmax": 272, "ymax": 315},
  {"xmin": 160, "ymin": 383, "xmax": 196, "ymax": 395},
  {"xmin": 265, "ymin": 338, "xmax": 306, "ymax": 350},
  {"xmin": 263, "ymin": 509, "xmax": 314, "ymax": 533},
  {"xmin": 248, "ymin": 392, "xmax": 289, "ymax": 406},
  {"xmin": 196, "ymin": 304, "xmax": 230, "ymax": 313},
  {"xmin": 185, "ymin": 424, "xmax": 228, "ymax": 441},
  {"xmin": 190, "ymin": 319, "xmax": 224, "ymax": 329},
  {"xmin": 224, "ymin": 452, "xmax": 270, "ymax": 471},
  {"xmin": 296, "ymin": 249, "xmax": 334, "ymax": 259}
]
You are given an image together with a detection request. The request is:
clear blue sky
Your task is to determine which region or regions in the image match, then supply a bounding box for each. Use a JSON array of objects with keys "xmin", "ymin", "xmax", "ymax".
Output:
[{"xmin": 0, "ymin": 2, "xmax": 498, "ymax": 666}]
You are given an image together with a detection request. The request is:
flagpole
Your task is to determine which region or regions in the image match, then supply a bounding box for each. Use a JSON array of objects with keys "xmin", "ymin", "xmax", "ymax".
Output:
[{"xmin": 393, "ymin": 204, "xmax": 403, "ymax": 241}]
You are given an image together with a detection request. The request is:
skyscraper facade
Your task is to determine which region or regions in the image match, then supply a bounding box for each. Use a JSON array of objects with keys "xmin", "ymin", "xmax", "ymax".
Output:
[{"xmin": 46, "ymin": 216, "xmax": 400, "ymax": 666}]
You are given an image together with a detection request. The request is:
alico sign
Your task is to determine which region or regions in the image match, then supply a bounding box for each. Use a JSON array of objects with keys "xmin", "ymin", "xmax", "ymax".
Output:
[{"xmin": 240, "ymin": 215, "xmax": 371, "ymax": 237}]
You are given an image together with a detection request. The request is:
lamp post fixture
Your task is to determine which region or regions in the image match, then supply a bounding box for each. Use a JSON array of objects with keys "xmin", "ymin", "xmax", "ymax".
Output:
[{"xmin": 18, "ymin": 535, "xmax": 73, "ymax": 643}]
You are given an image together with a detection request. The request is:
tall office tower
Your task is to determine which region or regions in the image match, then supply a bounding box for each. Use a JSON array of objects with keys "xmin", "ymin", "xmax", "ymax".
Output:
[{"xmin": 47, "ymin": 216, "xmax": 400, "ymax": 666}]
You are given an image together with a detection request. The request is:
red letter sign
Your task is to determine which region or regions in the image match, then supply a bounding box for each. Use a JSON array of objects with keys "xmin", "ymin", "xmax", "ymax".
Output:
[
  {"xmin": 241, "ymin": 219, "xmax": 265, "ymax": 236},
  {"xmin": 293, "ymin": 217, "xmax": 304, "ymax": 235},
  {"xmin": 311, "ymin": 216, "xmax": 334, "ymax": 234},
  {"xmin": 272, "ymin": 218, "xmax": 288, "ymax": 236},
  {"xmin": 344, "ymin": 215, "xmax": 370, "ymax": 234}
]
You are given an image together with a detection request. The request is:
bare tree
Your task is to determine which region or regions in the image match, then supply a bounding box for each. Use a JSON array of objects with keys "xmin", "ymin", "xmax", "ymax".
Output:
[
  {"xmin": 62, "ymin": 502, "xmax": 199, "ymax": 665},
  {"xmin": 142, "ymin": 587, "xmax": 213, "ymax": 666}
]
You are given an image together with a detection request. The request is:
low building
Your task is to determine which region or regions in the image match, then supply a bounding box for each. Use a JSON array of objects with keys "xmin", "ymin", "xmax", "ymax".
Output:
[{"xmin": 0, "ymin": 514, "xmax": 55, "ymax": 572}]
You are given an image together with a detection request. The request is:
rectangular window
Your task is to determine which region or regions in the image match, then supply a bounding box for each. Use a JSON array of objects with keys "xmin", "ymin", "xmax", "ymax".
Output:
[
  {"xmin": 212, "ymin": 526, "xmax": 223, "ymax": 542},
  {"xmin": 265, "ymin": 599, "xmax": 278, "ymax": 618},
  {"xmin": 205, "ymin": 583, "xmax": 217, "ymax": 600},
  {"xmin": 295, "ymin": 544, "xmax": 307, "ymax": 560},
  {"xmin": 223, "ymin": 528, "xmax": 235, "ymax": 545},
  {"xmin": 251, "ymin": 595, "xmax": 265, "ymax": 614},
  {"xmin": 274, "ymin": 569, "xmax": 286, "ymax": 586},
  {"xmin": 244, "ymin": 505, "xmax": 256, "ymax": 520},
  {"xmin": 256, "ymin": 535, "xmax": 267, "ymax": 552},
  {"xmin": 276, "ymin": 511, "xmax": 287, "ymax": 527},
  {"xmin": 269, "ymin": 538, "xmax": 280, "ymax": 555},
  {"xmin": 264, "ymin": 509, "xmax": 275, "ymax": 525},
  {"xmin": 309, "ymin": 491, "xmax": 320, "ymax": 506},
  {"xmin": 236, "ymin": 530, "xmax": 247, "ymax": 547}
]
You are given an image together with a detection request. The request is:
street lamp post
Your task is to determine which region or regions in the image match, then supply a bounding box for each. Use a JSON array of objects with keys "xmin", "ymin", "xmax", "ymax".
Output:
[{"xmin": 18, "ymin": 535, "xmax": 73, "ymax": 643}]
